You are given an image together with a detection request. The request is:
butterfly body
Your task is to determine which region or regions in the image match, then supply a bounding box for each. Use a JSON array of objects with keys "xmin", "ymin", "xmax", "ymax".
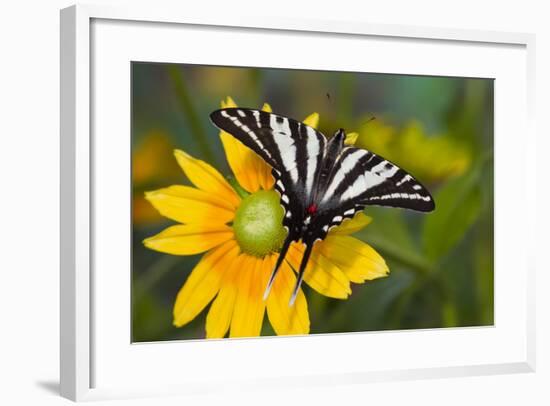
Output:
[{"xmin": 210, "ymin": 108, "xmax": 434, "ymax": 305}]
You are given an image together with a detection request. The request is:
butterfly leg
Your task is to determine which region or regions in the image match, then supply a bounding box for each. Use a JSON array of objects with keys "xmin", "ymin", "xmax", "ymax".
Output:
[
  {"xmin": 289, "ymin": 242, "xmax": 314, "ymax": 307},
  {"xmin": 263, "ymin": 235, "xmax": 293, "ymax": 301}
]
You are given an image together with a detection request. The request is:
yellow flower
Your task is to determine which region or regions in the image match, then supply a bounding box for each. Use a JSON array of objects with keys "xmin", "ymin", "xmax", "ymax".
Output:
[
  {"xmin": 143, "ymin": 97, "xmax": 389, "ymax": 339},
  {"xmin": 355, "ymin": 119, "xmax": 471, "ymax": 183}
]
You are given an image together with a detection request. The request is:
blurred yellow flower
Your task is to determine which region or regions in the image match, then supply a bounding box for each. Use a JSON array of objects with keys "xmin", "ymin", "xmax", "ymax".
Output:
[
  {"xmin": 133, "ymin": 130, "xmax": 180, "ymax": 184},
  {"xmin": 132, "ymin": 130, "xmax": 181, "ymax": 225},
  {"xmin": 355, "ymin": 119, "xmax": 471, "ymax": 183},
  {"xmin": 143, "ymin": 97, "xmax": 388, "ymax": 338}
]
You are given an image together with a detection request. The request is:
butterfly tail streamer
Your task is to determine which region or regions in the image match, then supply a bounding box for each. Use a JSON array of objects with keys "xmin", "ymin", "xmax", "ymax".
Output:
[
  {"xmin": 263, "ymin": 235, "xmax": 293, "ymax": 301},
  {"xmin": 289, "ymin": 242, "xmax": 314, "ymax": 307}
]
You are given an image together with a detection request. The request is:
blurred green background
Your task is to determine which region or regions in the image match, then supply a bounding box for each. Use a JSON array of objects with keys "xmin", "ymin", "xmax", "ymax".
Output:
[{"xmin": 131, "ymin": 62, "xmax": 493, "ymax": 342}]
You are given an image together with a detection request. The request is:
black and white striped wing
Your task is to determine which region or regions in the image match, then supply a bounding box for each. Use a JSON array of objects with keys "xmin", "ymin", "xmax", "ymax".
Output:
[
  {"xmin": 316, "ymin": 147, "xmax": 435, "ymax": 231},
  {"xmin": 210, "ymin": 108, "xmax": 326, "ymax": 235}
]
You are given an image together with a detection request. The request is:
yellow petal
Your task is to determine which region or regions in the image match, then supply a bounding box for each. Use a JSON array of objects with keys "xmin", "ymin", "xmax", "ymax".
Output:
[
  {"xmin": 221, "ymin": 96, "xmax": 238, "ymax": 108},
  {"xmin": 344, "ymin": 132, "xmax": 359, "ymax": 145},
  {"xmin": 205, "ymin": 253, "xmax": 244, "ymax": 338},
  {"xmin": 173, "ymin": 149, "xmax": 240, "ymax": 209},
  {"xmin": 266, "ymin": 254, "xmax": 310, "ymax": 335},
  {"xmin": 258, "ymin": 161, "xmax": 275, "ymax": 190},
  {"xmin": 173, "ymin": 240, "xmax": 239, "ymax": 327},
  {"xmin": 145, "ymin": 185, "xmax": 235, "ymax": 225},
  {"xmin": 220, "ymin": 132, "xmax": 266, "ymax": 193},
  {"xmin": 133, "ymin": 195, "xmax": 164, "ymax": 225},
  {"xmin": 257, "ymin": 103, "xmax": 275, "ymax": 189},
  {"xmin": 143, "ymin": 223, "xmax": 234, "ymax": 256},
  {"xmin": 229, "ymin": 255, "xmax": 268, "ymax": 338},
  {"xmin": 319, "ymin": 235, "xmax": 389, "ymax": 283},
  {"xmin": 302, "ymin": 112, "xmax": 319, "ymax": 129},
  {"xmin": 330, "ymin": 212, "xmax": 372, "ymax": 235},
  {"xmin": 286, "ymin": 242, "xmax": 351, "ymax": 299},
  {"xmin": 218, "ymin": 100, "xmax": 274, "ymax": 192}
]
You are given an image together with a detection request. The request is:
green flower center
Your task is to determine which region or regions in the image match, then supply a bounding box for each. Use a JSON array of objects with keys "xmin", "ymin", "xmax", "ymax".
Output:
[{"xmin": 233, "ymin": 190, "xmax": 287, "ymax": 257}]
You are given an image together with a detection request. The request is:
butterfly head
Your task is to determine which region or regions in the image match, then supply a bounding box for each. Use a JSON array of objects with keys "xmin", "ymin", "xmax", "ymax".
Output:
[
  {"xmin": 332, "ymin": 129, "xmax": 346, "ymax": 146},
  {"xmin": 324, "ymin": 128, "xmax": 346, "ymax": 162}
]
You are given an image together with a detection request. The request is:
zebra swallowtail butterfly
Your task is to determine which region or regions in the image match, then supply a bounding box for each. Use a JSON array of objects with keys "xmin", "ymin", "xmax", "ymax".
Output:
[{"xmin": 210, "ymin": 108, "xmax": 435, "ymax": 306}]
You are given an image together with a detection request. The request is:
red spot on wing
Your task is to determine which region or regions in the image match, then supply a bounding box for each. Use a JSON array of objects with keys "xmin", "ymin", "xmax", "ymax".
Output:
[{"xmin": 307, "ymin": 204, "xmax": 318, "ymax": 215}]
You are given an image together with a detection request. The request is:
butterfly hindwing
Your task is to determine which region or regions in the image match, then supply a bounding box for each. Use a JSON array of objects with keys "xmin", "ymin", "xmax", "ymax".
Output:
[{"xmin": 318, "ymin": 147, "xmax": 435, "ymax": 214}]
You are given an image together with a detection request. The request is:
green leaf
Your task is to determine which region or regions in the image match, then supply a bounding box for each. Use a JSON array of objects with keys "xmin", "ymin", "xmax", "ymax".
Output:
[
  {"xmin": 358, "ymin": 209, "xmax": 432, "ymax": 274},
  {"xmin": 320, "ymin": 268, "xmax": 415, "ymax": 333},
  {"xmin": 422, "ymin": 166, "xmax": 482, "ymax": 261},
  {"xmin": 362, "ymin": 208, "xmax": 415, "ymax": 251}
]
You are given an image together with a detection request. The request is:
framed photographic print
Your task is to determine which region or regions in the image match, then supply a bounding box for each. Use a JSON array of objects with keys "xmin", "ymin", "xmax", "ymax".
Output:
[{"xmin": 60, "ymin": 4, "xmax": 536, "ymax": 401}]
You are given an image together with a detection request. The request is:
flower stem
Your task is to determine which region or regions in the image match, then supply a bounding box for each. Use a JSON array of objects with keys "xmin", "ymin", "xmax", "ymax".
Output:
[
  {"xmin": 367, "ymin": 235, "xmax": 433, "ymax": 274},
  {"xmin": 227, "ymin": 176, "xmax": 250, "ymax": 199},
  {"xmin": 133, "ymin": 255, "xmax": 180, "ymax": 302},
  {"xmin": 167, "ymin": 65, "xmax": 215, "ymax": 161}
]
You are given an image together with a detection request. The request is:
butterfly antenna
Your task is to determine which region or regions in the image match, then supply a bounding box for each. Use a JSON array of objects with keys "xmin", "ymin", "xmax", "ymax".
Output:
[
  {"xmin": 362, "ymin": 116, "xmax": 376, "ymax": 126},
  {"xmin": 263, "ymin": 235, "xmax": 293, "ymax": 301},
  {"xmin": 289, "ymin": 242, "xmax": 314, "ymax": 307}
]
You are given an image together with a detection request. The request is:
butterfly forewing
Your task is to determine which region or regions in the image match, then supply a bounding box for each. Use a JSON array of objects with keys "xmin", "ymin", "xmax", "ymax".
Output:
[{"xmin": 210, "ymin": 108, "xmax": 326, "ymax": 234}]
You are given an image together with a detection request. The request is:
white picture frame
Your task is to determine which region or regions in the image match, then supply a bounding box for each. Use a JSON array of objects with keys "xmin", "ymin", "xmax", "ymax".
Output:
[{"xmin": 60, "ymin": 4, "xmax": 536, "ymax": 402}]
